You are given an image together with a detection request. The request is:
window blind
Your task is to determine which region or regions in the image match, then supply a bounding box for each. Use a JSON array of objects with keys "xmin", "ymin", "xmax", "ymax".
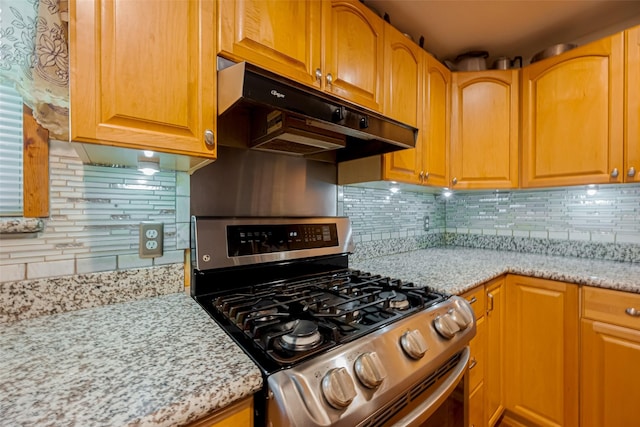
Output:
[{"xmin": 0, "ymin": 80, "xmax": 24, "ymax": 216}]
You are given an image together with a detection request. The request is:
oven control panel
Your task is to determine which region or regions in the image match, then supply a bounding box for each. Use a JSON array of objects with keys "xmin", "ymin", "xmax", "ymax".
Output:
[{"xmin": 227, "ymin": 223, "xmax": 339, "ymax": 256}]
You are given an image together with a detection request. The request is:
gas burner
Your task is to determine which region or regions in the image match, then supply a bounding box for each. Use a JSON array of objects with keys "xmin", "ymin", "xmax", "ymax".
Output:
[
  {"xmin": 380, "ymin": 291, "xmax": 410, "ymax": 310},
  {"xmin": 279, "ymin": 320, "xmax": 323, "ymax": 352},
  {"xmin": 246, "ymin": 299, "xmax": 281, "ymax": 322}
]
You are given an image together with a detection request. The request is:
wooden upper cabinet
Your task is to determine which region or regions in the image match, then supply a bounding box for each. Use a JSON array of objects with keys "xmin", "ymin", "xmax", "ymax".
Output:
[
  {"xmin": 70, "ymin": 0, "xmax": 216, "ymax": 158},
  {"xmin": 626, "ymin": 25, "xmax": 640, "ymax": 183},
  {"xmin": 450, "ymin": 70, "xmax": 519, "ymax": 189},
  {"xmin": 422, "ymin": 56, "xmax": 451, "ymax": 187},
  {"xmin": 323, "ymin": 0, "xmax": 384, "ymax": 111},
  {"xmin": 382, "ymin": 24, "xmax": 422, "ymax": 127},
  {"xmin": 382, "ymin": 50, "xmax": 450, "ymax": 187},
  {"xmin": 382, "ymin": 24, "xmax": 423, "ymax": 184},
  {"xmin": 521, "ymin": 33, "xmax": 624, "ymax": 187},
  {"xmin": 218, "ymin": 0, "xmax": 322, "ymax": 88}
]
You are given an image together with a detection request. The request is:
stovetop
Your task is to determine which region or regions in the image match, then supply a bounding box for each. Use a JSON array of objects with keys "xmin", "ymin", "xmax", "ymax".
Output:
[{"xmin": 195, "ymin": 269, "xmax": 449, "ymax": 372}]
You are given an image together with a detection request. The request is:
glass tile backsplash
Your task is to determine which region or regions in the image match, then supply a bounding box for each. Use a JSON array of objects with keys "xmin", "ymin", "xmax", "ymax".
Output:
[
  {"xmin": 342, "ymin": 183, "xmax": 640, "ymax": 262},
  {"xmin": 445, "ymin": 184, "xmax": 640, "ymax": 244},
  {"xmin": 0, "ymin": 141, "xmax": 190, "ymax": 282},
  {"xmin": 339, "ymin": 186, "xmax": 445, "ymax": 260}
]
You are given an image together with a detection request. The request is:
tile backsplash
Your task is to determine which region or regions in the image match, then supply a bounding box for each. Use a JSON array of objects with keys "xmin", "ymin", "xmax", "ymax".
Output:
[
  {"xmin": 339, "ymin": 186, "xmax": 445, "ymax": 260},
  {"xmin": 445, "ymin": 184, "xmax": 640, "ymax": 244},
  {"xmin": 342, "ymin": 183, "xmax": 640, "ymax": 262},
  {"xmin": 0, "ymin": 141, "xmax": 190, "ymax": 283}
]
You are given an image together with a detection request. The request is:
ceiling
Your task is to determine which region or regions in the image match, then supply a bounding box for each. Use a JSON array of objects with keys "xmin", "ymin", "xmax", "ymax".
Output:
[{"xmin": 366, "ymin": 0, "xmax": 640, "ymax": 65}]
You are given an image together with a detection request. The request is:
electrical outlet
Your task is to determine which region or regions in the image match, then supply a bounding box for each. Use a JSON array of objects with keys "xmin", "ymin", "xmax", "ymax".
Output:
[
  {"xmin": 140, "ymin": 222, "xmax": 163, "ymax": 258},
  {"xmin": 423, "ymin": 216, "xmax": 430, "ymax": 231}
]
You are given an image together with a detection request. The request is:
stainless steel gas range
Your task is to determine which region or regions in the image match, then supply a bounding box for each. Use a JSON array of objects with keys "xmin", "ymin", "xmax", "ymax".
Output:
[{"xmin": 190, "ymin": 216, "xmax": 476, "ymax": 427}]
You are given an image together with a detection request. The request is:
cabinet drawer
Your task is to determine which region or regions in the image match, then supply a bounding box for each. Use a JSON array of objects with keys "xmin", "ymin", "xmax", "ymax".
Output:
[
  {"xmin": 462, "ymin": 286, "xmax": 486, "ymax": 320},
  {"xmin": 583, "ymin": 286, "xmax": 640, "ymax": 330}
]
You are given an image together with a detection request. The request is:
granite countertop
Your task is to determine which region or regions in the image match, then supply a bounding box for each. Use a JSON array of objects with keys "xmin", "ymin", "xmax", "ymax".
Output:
[
  {"xmin": 2, "ymin": 247, "xmax": 638, "ymax": 427},
  {"xmin": 351, "ymin": 247, "xmax": 640, "ymax": 295},
  {"xmin": 0, "ymin": 293, "xmax": 263, "ymax": 427}
]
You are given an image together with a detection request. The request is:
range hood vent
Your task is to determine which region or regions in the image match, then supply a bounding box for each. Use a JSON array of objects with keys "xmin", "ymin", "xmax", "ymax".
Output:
[{"xmin": 217, "ymin": 61, "xmax": 417, "ymax": 162}]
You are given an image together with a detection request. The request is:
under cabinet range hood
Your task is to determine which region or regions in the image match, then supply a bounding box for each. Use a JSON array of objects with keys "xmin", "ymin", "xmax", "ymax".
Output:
[{"xmin": 217, "ymin": 61, "xmax": 417, "ymax": 162}]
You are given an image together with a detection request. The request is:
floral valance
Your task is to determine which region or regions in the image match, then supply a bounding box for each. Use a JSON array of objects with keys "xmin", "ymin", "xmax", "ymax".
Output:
[{"xmin": 0, "ymin": 0, "xmax": 69, "ymax": 140}]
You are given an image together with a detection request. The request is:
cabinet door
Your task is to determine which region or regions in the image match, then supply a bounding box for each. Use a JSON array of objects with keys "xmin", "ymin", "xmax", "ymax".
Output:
[
  {"xmin": 382, "ymin": 24, "xmax": 423, "ymax": 184},
  {"xmin": 422, "ymin": 56, "xmax": 451, "ymax": 187},
  {"xmin": 450, "ymin": 70, "xmax": 519, "ymax": 189},
  {"xmin": 218, "ymin": 0, "xmax": 322, "ymax": 88},
  {"xmin": 626, "ymin": 25, "xmax": 640, "ymax": 183},
  {"xmin": 521, "ymin": 33, "xmax": 624, "ymax": 187},
  {"xmin": 485, "ymin": 277, "xmax": 505, "ymax": 426},
  {"xmin": 468, "ymin": 381, "xmax": 485, "ymax": 427},
  {"xmin": 468, "ymin": 315, "xmax": 485, "ymax": 393},
  {"xmin": 187, "ymin": 396, "xmax": 253, "ymax": 427},
  {"xmin": 70, "ymin": 0, "xmax": 216, "ymax": 158},
  {"xmin": 581, "ymin": 319, "xmax": 640, "ymax": 427},
  {"xmin": 323, "ymin": 0, "xmax": 384, "ymax": 111},
  {"xmin": 505, "ymin": 276, "xmax": 579, "ymax": 427}
]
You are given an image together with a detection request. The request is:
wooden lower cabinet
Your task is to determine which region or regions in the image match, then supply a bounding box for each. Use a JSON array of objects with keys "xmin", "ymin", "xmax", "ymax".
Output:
[
  {"xmin": 504, "ymin": 275, "xmax": 579, "ymax": 427},
  {"xmin": 466, "ymin": 278, "xmax": 639, "ymax": 427},
  {"xmin": 462, "ymin": 286, "xmax": 487, "ymax": 426},
  {"xmin": 581, "ymin": 287, "xmax": 640, "ymax": 427},
  {"xmin": 485, "ymin": 277, "xmax": 505, "ymax": 427},
  {"xmin": 462, "ymin": 278, "xmax": 504, "ymax": 427},
  {"xmin": 186, "ymin": 397, "xmax": 253, "ymax": 427},
  {"xmin": 469, "ymin": 382, "xmax": 485, "ymax": 427}
]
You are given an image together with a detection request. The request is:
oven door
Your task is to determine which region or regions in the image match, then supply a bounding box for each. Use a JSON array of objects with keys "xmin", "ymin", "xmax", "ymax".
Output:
[{"xmin": 378, "ymin": 346, "xmax": 470, "ymax": 427}]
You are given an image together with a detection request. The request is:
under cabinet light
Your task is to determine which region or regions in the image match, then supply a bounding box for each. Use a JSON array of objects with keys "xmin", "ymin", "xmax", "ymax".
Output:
[{"xmin": 138, "ymin": 156, "xmax": 160, "ymax": 176}]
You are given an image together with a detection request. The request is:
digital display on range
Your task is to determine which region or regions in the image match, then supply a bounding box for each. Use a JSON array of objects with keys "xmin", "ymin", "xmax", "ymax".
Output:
[{"xmin": 227, "ymin": 223, "xmax": 339, "ymax": 256}]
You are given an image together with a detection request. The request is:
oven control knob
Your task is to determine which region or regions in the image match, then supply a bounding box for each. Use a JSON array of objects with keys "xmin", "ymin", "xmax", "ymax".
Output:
[
  {"xmin": 354, "ymin": 351, "xmax": 387, "ymax": 388},
  {"xmin": 449, "ymin": 307, "xmax": 473, "ymax": 330},
  {"xmin": 433, "ymin": 314, "xmax": 461, "ymax": 339},
  {"xmin": 322, "ymin": 367, "xmax": 357, "ymax": 409},
  {"xmin": 400, "ymin": 329, "xmax": 428, "ymax": 359}
]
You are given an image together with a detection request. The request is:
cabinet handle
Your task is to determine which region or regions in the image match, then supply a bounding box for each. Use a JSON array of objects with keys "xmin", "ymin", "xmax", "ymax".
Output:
[
  {"xmin": 468, "ymin": 357, "xmax": 477, "ymax": 370},
  {"xmin": 487, "ymin": 292, "xmax": 494, "ymax": 312},
  {"xmin": 326, "ymin": 73, "xmax": 333, "ymax": 86},
  {"xmin": 452, "ymin": 177, "xmax": 458, "ymax": 185},
  {"xmin": 315, "ymin": 68, "xmax": 322, "ymax": 82},
  {"xmin": 424, "ymin": 172, "xmax": 430, "ymax": 180},
  {"xmin": 628, "ymin": 166, "xmax": 637, "ymax": 177},
  {"xmin": 626, "ymin": 307, "xmax": 640, "ymax": 317},
  {"xmin": 419, "ymin": 171, "xmax": 424, "ymax": 182},
  {"xmin": 204, "ymin": 129, "xmax": 215, "ymax": 148},
  {"xmin": 610, "ymin": 168, "xmax": 619, "ymax": 178},
  {"xmin": 468, "ymin": 296, "xmax": 477, "ymax": 304}
]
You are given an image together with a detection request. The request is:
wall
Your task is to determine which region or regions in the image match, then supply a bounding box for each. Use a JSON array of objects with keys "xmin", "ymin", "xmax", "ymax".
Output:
[
  {"xmin": 0, "ymin": 141, "xmax": 190, "ymax": 283},
  {"xmin": 445, "ymin": 184, "xmax": 640, "ymax": 244},
  {"xmin": 342, "ymin": 183, "xmax": 640, "ymax": 262},
  {"xmin": 338, "ymin": 186, "xmax": 445, "ymax": 260}
]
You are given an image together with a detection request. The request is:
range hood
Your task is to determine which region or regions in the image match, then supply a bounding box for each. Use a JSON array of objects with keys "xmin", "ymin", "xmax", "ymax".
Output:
[{"xmin": 217, "ymin": 61, "xmax": 417, "ymax": 162}]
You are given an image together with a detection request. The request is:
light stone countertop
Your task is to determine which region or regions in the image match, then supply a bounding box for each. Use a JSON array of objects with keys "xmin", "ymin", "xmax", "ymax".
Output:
[
  {"xmin": 350, "ymin": 247, "xmax": 640, "ymax": 295},
  {"xmin": 2, "ymin": 247, "xmax": 638, "ymax": 427},
  {"xmin": 0, "ymin": 293, "xmax": 262, "ymax": 427}
]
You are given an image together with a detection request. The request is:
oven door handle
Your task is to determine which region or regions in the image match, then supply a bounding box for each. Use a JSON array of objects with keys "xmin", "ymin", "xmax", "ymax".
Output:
[{"xmin": 393, "ymin": 346, "xmax": 470, "ymax": 427}]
